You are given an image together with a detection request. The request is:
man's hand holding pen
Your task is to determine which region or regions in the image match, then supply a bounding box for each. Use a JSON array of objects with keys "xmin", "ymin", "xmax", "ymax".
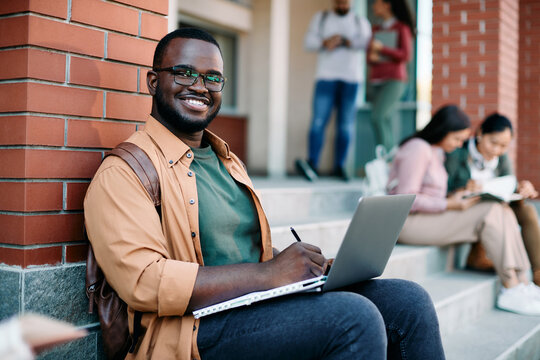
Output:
[{"xmin": 264, "ymin": 227, "xmax": 332, "ymax": 285}]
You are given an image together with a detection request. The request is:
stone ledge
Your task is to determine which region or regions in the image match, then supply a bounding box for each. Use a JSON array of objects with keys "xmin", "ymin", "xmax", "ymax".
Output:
[{"xmin": 0, "ymin": 264, "xmax": 97, "ymax": 325}]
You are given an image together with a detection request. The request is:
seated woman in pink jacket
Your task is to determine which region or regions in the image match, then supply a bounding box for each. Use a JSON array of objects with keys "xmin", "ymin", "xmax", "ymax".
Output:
[{"xmin": 387, "ymin": 104, "xmax": 540, "ymax": 316}]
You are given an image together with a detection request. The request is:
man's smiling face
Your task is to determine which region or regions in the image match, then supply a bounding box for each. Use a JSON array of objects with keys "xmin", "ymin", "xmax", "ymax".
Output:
[{"xmin": 152, "ymin": 37, "xmax": 223, "ymax": 133}]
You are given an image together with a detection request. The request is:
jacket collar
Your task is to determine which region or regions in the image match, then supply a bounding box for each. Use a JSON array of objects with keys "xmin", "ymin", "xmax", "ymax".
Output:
[
  {"xmin": 144, "ymin": 116, "xmax": 231, "ymax": 167},
  {"xmin": 468, "ymin": 137, "xmax": 499, "ymax": 171}
]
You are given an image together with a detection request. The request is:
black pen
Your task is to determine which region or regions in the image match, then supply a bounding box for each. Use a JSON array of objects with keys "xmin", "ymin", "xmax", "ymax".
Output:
[{"xmin": 290, "ymin": 227, "xmax": 302, "ymax": 242}]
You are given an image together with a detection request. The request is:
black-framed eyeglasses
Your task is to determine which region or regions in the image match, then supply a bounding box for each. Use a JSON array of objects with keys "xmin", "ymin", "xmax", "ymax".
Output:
[{"xmin": 153, "ymin": 65, "xmax": 226, "ymax": 92}]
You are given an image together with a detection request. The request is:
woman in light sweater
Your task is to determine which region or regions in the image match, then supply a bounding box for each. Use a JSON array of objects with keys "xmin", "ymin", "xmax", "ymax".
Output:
[
  {"xmin": 387, "ymin": 104, "xmax": 540, "ymax": 316},
  {"xmin": 445, "ymin": 113, "xmax": 540, "ymax": 285}
]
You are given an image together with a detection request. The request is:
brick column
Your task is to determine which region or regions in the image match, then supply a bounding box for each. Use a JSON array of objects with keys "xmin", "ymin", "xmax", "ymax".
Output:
[
  {"xmin": 432, "ymin": 0, "xmax": 519, "ymax": 129},
  {"xmin": 0, "ymin": 0, "xmax": 167, "ymax": 357},
  {"xmin": 517, "ymin": 0, "xmax": 540, "ymax": 188}
]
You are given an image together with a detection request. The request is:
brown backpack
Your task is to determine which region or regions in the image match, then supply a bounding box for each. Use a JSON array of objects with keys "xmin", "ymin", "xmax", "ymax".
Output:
[{"xmin": 86, "ymin": 142, "xmax": 161, "ymax": 360}]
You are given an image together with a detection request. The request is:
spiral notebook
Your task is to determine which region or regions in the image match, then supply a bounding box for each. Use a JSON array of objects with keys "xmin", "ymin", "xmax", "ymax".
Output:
[
  {"xmin": 193, "ymin": 276, "xmax": 327, "ymax": 319},
  {"xmin": 192, "ymin": 194, "xmax": 415, "ymax": 319}
]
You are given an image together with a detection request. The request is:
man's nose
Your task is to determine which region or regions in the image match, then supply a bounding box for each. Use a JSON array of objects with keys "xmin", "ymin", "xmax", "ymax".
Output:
[{"xmin": 190, "ymin": 75, "xmax": 208, "ymax": 92}]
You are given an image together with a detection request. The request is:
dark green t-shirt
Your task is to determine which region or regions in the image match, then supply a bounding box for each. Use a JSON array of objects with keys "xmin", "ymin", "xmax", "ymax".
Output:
[{"xmin": 190, "ymin": 144, "xmax": 261, "ymax": 266}]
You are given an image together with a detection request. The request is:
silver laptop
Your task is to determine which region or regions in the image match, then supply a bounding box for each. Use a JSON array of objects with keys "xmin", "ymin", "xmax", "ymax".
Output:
[
  {"xmin": 322, "ymin": 193, "xmax": 415, "ymax": 291},
  {"xmin": 193, "ymin": 194, "xmax": 415, "ymax": 318}
]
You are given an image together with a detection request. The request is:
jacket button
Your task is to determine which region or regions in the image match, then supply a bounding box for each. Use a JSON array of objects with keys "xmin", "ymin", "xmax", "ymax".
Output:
[
  {"xmin": 169, "ymin": 160, "xmax": 173, "ymax": 164},
  {"xmin": 193, "ymin": 325, "xmax": 197, "ymax": 331},
  {"xmin": 187, "ymin": 153, "xmax": 192, "ymax": 158},
  {"xmin": 188, "ymin": 171, "xmax": 193, "ymax": 177},
  {"xmin": 189, "ymin": 199, "xmax": 195, "ymax": 205},
  {"xmin": 191, "ymin": 232, "xmax": 196, "ymax": 238}
]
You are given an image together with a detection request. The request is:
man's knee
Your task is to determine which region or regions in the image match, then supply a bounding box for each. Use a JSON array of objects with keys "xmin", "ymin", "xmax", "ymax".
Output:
[
  {"xmin": 321, "ymin": 292, "xmax": 386, "ymax": 337},
  {"xmin": 273, "ymin": 293, "xmax": 388, "ymax": 359},
  {"xmin": 391, "ymin": 280, "xmax": 438, "ymax": 324}
]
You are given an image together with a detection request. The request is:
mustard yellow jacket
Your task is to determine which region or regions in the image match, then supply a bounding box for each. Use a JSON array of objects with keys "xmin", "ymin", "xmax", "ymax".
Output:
[{"xmin": 84, "ymin": 116, "xmax": 273, "ymax": 359}]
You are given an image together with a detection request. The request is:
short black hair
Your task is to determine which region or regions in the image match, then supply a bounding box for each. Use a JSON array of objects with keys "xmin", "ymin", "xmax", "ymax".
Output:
[
  {"xmin": 480, "ymin": 113, "xmax": 513, "ymax": 136},
  {"xmin": 152, "ymin": 27, "xmax": 222, "ymax": 69}
]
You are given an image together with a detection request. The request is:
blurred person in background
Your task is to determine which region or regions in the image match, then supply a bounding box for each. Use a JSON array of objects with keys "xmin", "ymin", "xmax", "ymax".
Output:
[
  {"xmin": 368, "ymin": 0, "xmax": 415, "ymax": 152},
  {"xmin": 297, "ymin": 0, "xmax": 371, "ymax": 181},
  {"xmin": 387, "ymin": 104, "xmax": 540, "ymax": 316},
  {"xmin": 445, "ymin": 113, "xmax": 540, "ymax": 285}
]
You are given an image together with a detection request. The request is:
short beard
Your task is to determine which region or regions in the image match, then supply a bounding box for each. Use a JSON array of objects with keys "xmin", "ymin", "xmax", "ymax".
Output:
[
  {"xmin": 155, "ymin": 86, "xmax": 221, "ymax": 133},
  {"xmin": 335, "ymin": 8, "xmax": 349, "ymax": 16}
]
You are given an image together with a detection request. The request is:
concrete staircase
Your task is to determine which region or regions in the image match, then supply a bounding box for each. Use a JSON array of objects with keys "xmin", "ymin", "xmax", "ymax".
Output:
[{"xmin": 253, "ymin": 177, "xmax": 540, "ymax": 360}]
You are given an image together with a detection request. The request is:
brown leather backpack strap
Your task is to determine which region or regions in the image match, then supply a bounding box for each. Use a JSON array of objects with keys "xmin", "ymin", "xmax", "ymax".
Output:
[
  {"xmin": 105, "ymin": 142, "xmax": 161, "ymax": 207},
  {"xmin": 100, "ymin": 141, "xmax": 161, "ymax": 355},
  {"xmin": 85, "ymin": 230, "xmax": 102, "ymax": 314}
]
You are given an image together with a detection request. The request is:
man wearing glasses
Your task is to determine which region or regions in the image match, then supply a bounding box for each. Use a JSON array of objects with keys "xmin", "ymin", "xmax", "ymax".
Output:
[{"xmin": 84, "ymin": 28, "xmax": 444, "ymax": 359}]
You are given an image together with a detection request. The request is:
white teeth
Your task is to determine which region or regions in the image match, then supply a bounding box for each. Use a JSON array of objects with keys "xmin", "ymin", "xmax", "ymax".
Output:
[{"xmin": 185, "ymin": 98, "xmax": 205, "ymax": 106}]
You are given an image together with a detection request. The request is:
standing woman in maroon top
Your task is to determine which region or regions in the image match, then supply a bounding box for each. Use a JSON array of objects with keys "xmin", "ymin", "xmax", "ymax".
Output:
[{"xmin": 368, "ymin": 0, "xmax": 415, "ymax": 152}]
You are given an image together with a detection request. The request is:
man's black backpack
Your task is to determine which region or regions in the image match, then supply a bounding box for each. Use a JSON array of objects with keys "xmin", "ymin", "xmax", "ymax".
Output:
[{"xmin": 85, "ymin": 142, "xmax": 161, "ymax": 360}]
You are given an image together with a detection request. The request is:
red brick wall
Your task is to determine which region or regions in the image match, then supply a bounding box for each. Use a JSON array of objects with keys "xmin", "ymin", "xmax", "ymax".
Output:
[
  {"xmin": 0, "ymin": 0, "xmax": 168, "ymax": 267},
  {"xmin": 517, "ymin": 0, "xmax": 540, "ymax": 187},
  {"xmin": 433, "ymin": 0, "xmax": 540, "ymax": 189},
  {"xmin": 432, "ymin": 0, "xmax": 519, "ymax": 129}
]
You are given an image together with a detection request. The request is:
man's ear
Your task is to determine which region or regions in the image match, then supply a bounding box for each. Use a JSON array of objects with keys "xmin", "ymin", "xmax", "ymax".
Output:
[{"xmin": 147, "ymin": 70, "xmax": 158, "ymax": 96}]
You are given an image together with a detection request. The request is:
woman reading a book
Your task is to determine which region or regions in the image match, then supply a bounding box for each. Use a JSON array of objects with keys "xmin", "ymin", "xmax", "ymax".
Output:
[
  {"xmin": 445, "ymin": 113, "xmax": 540, "ymax": 285},
  {"xmin": 387, "ymin": 104, "xmax": 540, "ymax": 316},
  {"xmin": 367, "ymin": 0, "xmax": 415, "ymax": 152}
]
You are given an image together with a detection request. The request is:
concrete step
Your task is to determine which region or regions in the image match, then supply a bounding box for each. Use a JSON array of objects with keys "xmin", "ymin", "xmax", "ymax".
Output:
[
  {"xmin": 443, "ymin": 309, "xmax": 540, "ymax": 360},
  {"xmin": 419, "ymin": 271, "xmax": 499, "ymax": 337},
  {"xmin": 253, "ymin": 177, "xmax": 365, "ymax": 225},
  {"xmin": 254, "ymin": 178, "xmax": 540, "ymax": 359},
  {"xmin": 417, "ymin": 271, "xmax": 540, "ymax": 359},
  {"xmin": 381, "ymin": 244, "xmax": 451, "ymax": 283},
  {"xmin": 271, "ymin": 215, "xmax": 350, "ymax": 256}
]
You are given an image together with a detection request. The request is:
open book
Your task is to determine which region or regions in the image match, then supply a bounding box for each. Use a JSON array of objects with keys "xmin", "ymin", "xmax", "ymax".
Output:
[{"xmin": 465, "ymin": 175, "xmax": 523, "ymax": 203}]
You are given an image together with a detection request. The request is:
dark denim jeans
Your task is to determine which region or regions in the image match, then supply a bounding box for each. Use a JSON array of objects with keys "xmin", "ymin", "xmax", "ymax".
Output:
[
  {"xmin": 197, "ymin": 279, "xmax": 445, "ymax": 360},
  {"xmin": 308, "ymin": 80, "xmax": 359, "ymax": 170}
]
